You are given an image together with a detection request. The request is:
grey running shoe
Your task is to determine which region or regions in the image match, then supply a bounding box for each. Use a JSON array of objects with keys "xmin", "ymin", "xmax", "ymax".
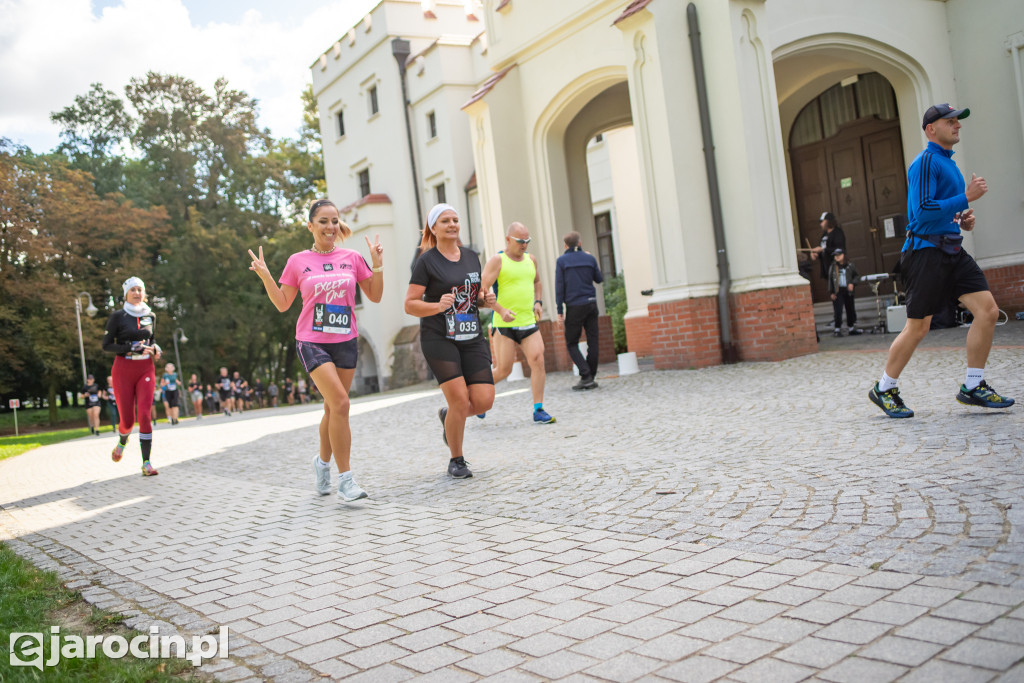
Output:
[
  {"xmin": 956, "ymin": 381, "xmax": 1015, "ymax": 408},
  {"xmin": 337, "ymin": 472, "xmax": 368, "ymax": 502},
  {"xmin": 448, "ymin": 456, "xmax": 472, "ymax": 479},
  {"xmin": 313, "ymin": 455, "xmax": 331, "ymax": 495}
]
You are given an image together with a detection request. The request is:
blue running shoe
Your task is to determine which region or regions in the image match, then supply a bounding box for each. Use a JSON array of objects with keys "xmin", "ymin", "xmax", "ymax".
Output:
[
  {"xmin": 956, "ymin": 381, "xmax": 1015, "ymax": 408},
  {"xmin": 533, "ymin": 409, "xmax": 555, "ymax": 424},
  {"xmin": 476, "ymin": 413, "xmax": 486, "ymax": 419},
  {"xmin": 868, "ymin": 383, "xmax": 914, "ymax": 418}
]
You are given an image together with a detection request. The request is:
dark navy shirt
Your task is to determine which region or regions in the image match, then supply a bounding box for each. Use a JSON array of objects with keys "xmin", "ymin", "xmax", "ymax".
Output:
[{"xmin": 555, "ymin": 247, "xmax": 604, "ymax": 315}]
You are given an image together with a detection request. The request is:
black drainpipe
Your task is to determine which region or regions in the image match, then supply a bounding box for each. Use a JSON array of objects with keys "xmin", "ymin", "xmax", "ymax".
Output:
[
  {"xmin": 687, "ymin": 3, "xmax": 738, "ymax": 364},
  {"xmin": 391, "ymin": 38, "xmax": 424, "ymax": 228}
]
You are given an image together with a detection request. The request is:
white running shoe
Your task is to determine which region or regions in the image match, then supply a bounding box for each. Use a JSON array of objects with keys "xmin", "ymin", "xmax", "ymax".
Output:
[
  {"xmin": 313, "ymin": 455, "xmax": 331, "ymax": 495},
  {"xmin": 337, "ymin": 472, "xmax": 368, "ymax": 502}
]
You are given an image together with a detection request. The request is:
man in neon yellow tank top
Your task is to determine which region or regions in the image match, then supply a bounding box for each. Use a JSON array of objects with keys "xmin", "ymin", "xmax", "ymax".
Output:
[{"xmin": 481, "ymin": 222, "xmax": 555, "ymax": 424}]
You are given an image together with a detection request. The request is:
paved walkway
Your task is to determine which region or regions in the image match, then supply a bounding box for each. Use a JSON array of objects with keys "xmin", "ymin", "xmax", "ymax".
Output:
[{"xmin": 2, "ymin": 321, "xmax": 1023, "ymax": 682}]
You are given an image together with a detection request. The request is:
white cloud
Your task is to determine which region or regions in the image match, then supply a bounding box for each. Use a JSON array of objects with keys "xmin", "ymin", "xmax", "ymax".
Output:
[{"xmin": 0, "ymin": 0, "xmax": 376, "ymax": 152}]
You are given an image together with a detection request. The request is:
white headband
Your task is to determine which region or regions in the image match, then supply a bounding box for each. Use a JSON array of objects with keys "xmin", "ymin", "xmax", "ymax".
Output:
[
  {"xmin": 427, "ymin": 203, "xmax": 457, "ymax": 230},
  {"xmin": 122, "ymin": 276, "xmax": 145, "ymax": 296}
]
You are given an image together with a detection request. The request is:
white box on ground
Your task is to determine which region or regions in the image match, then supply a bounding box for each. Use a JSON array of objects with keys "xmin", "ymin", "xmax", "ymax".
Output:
[
  {"xmin": 887, "ymin": 305, "xmax": 907, "ymax": 333},
  {"xmin": 618, "ymin": 352, "xmax": 639, "ymax": 375}
]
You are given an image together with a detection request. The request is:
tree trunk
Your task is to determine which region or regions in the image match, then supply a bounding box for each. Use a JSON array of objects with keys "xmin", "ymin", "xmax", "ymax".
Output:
[{"xmin": 48, "ymin": 379, "xmax": 58, "ymax": 425}]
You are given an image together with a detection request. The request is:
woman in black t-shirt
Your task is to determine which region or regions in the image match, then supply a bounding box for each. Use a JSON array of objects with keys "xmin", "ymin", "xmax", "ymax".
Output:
[
  {"xmin": 80, "ymin": 374, "xmax": 103, "ymax": 435},
  {"xmin": 405, "ymin": 204, "xmax": 497, "ymax": 480}
]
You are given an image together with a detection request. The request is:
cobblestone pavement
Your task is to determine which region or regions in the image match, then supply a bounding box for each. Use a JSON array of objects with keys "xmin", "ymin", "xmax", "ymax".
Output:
[{"xmin": 2, "ymin": 321, "xmax": 1022, "ymax": 681}]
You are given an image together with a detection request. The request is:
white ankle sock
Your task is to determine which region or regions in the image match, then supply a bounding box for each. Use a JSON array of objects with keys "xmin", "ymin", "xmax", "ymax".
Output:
[
  {"xmin": 965, "ymin": 368, "xmax": 984, "ymax": 391},
  {"xmin": 878, "ymin": 372, "xmax": 899, "ymax": 392},
  {"xmin": 316, "ymin": 457, "xmax": 331, "ymax": 469}
]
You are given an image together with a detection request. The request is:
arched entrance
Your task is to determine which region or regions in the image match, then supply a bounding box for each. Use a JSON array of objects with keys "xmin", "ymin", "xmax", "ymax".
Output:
[{"xmin": 788, "ymin": 73, "xmax": 908, "ymax": 303}]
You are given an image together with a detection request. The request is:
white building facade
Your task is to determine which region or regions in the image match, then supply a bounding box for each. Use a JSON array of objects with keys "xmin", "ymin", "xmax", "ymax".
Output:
[{"xmin": 315, "ymin": 0, "xmax": 1024, "ymax": 382}]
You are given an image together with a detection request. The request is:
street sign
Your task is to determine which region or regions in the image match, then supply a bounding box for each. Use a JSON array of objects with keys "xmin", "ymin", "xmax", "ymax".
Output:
[{"xmin": 9, "ymin": 398, "xmax": 19, "ymax": 436}]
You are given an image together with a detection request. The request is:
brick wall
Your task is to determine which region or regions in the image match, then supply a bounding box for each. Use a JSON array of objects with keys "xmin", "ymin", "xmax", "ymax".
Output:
[
  {"xmin": 648, "ymin": 297, "xmax": 723, "ymax": 369},
  {"xmin": 647, "ymin": 284, "xmax": 817, "ymax": 369},
  {"xmin": 729, "ymin": 285, "xmax": 818, "ymax": 362},
  {"xmin": 985, "ymin": 263, "xmax": 1024, "ymax": 315}
]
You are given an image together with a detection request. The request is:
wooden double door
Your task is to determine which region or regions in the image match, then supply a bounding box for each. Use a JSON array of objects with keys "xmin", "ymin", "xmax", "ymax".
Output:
[{"xmin": 791, "ymin": 118, "xmax": 908, "ymax": 303}]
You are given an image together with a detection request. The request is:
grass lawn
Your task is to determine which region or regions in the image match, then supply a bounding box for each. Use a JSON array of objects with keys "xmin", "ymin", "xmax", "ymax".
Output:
[
  {"xmin": 0, "ymin": 428, "xmax": 96, "ymax": 462},
  {"xmin": 0, "ymin": 406, "xmax": 98, "ymax": 433},
  {"xmin": 0, "ymin": 542, "xmax": 206, "ymax": 681}
]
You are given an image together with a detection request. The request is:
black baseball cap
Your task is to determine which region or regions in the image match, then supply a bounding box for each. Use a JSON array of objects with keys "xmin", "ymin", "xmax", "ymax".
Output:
[
  {"xmin": 922, "ymin": 103, "xmax": 970, "ymax": 130},
  {"xmin": 832, "ymin": 248, "xmax": 844, "ymax": 256}
]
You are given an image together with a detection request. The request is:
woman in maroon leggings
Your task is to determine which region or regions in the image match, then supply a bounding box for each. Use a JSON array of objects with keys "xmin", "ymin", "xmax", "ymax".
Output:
[{"xmin": 102, "ymin": 277, "xmax": 162, "ymax": 476}]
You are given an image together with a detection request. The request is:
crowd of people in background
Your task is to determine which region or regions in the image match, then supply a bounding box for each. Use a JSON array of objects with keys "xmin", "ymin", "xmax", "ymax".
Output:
[{"xmin": 82, "ymin": 364, "xmax": 321, "ymax": 432}]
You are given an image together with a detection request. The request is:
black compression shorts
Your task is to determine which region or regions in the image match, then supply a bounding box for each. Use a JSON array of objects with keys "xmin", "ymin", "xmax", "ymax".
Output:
[
  {"xmin": 495, "ymin": 324, "xmax": 539, "ymax": 343},
  {"xmin": 164, "ymin": 389, "xmax": 179, "ymax": 408},
  {"xmin": 420, "ymin": 335, "xmax": 493, "ymax": 386},
  {"xmin": 899, "ymin": 247, "xmax": 989, "ymax": 319}
]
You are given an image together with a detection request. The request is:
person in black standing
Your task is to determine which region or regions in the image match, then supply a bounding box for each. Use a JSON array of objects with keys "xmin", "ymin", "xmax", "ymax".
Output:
[
  {"xmin": 404, "ymin": 203, "xmax": 496, "ymax": 479},
  {"xmin": 555, "ymin": 231, "xmax": 605, "ymax": 391},
  {"xmin": 810, "ymin": 212, "xmax": 846, "ymax": 280},
  {"xmin": 827, "ymin": 248, "xmax": 862, "ymax": 337},
  {"xmin": 103, "ymin": 276, "xmax": 161, "ymax": 476}
]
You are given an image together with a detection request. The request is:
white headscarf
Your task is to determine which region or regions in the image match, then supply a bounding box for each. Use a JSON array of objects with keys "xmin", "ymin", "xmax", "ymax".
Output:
[
  {"xmin": 122, "ymin": 277, "xmax": 152, "ymax": 317},
  {"xmin": 427, "ymin": 203, "xmax": 457, "ymax": 231}
]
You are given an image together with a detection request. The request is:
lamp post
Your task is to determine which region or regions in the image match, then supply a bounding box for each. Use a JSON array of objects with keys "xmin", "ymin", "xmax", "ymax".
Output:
[
  {"xmin": 172, "ymin": 328, "xmax": 189, "ymax": 416},
  {"xmin": 74, "ymin": 291, "xmax": 98, "ymax": 387}
]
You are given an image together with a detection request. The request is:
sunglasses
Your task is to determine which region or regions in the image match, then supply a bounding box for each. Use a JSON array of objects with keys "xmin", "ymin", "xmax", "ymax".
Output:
[{"xmin": 509, "ymin": 237, "xmax": 531, "ymax": 245}]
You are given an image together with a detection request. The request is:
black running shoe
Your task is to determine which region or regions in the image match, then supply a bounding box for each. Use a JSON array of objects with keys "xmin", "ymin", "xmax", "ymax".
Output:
[
  {"xmin": 438, "ymin": 407, "xmax": 448, "ymax": 446},
  {"xmin": 448, "ymin": 456, "xmax": 472, "ymax": 479},
  {"xmin": 956, "ymin": 381, "xmax": 1015, "ymax": 408}
]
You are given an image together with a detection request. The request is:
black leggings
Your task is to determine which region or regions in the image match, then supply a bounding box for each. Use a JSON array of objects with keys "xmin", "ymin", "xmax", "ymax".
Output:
[{"xmin": 421, "ymin": 335, "xmax": 493, "ymax": 386}]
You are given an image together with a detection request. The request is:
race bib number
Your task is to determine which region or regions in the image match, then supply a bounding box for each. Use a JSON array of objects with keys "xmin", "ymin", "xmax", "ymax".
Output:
[
  {"xmin": 313, "ymin": 303, "xmax": 352, "ymax": 334},
  {"xmin": 446, "ymin": 312, "xmax": 479, "ymax": 341}
]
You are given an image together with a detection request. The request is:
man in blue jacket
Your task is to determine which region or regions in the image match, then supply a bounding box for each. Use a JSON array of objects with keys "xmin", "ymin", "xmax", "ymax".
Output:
[
  {"xmin": 555, "ymin": 231, "xmax": 604, "ymax": 390},
  {"xmin": 869, "ymin": 103, "xmax": 1014, "ymax": 418}
]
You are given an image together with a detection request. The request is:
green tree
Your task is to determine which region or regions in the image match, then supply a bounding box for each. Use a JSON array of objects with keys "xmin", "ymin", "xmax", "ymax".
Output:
[{"xmin": 0, "ymin": 141, "xmax": 169, "ymax": 422}]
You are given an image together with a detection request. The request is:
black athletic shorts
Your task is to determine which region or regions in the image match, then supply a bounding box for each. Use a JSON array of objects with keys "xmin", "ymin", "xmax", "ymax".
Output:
[
  {"xmin": 164, "ymin": 389, "xmax": 179, "ymax": 408},
  {"xmin": 900, "ymin": 247, "xmax": 989, "ymax": 319},
  {"xmin": 495, "ymin": 324, "xmax": 539, "ymax": 344},
  {"xmin": 297, "ymin": 338, "xmax": 358, "ymax": 374},
  {"xmin": 420, "ymin": 335, "xmax": 493, "ymax": 386}
]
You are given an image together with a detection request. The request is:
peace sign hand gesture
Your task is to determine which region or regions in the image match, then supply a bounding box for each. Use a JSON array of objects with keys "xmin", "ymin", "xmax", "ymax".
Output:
[
  {"xmin": 365, "ymin": 234, "xmax": 383, "ymax": 268},
  {"xmin": 248, "ymin": 245, "xmax": 271, "ymax": 281}
]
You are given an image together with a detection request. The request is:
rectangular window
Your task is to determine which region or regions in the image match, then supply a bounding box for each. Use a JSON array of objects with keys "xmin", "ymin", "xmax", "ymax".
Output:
[
  {"xmin": 427, "ymin": 111, "xmax": 437, "ymax": 139},
  {"xmin": 368, "ymin": 85, "xmax": 379, "ymax": 116},
  {"xmin": 594, "ymin": 211, "xmax": 616, "ymax": 275},
  {"xmin": 336, "ymin": 110, "xmax": 345, "ymax": 137},
  {"xmin": 434, "ymin": 182, "xmax": 446, "ymax": 205},
  {"xmin": 358, "ymin": 169, "xmax": 370, "ymax": 197}
]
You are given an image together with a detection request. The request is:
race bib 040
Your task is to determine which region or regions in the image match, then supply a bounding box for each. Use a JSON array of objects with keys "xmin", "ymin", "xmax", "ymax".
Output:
[{"xmin": 313, "ymin": 303, "xmax": 352, "ymax": 334}]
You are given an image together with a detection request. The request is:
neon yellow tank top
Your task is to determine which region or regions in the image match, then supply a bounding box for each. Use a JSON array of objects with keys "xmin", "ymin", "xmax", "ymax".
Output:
[{"xmin": 492, "ymin": 252, "xmax": 536, "ymax": 328}]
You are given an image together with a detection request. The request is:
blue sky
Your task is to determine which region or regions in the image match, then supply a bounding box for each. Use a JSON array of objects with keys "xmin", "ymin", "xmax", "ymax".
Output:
[{"xmin": 0, "ymin": 0, "xmax": 378, "ymax": 153}]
